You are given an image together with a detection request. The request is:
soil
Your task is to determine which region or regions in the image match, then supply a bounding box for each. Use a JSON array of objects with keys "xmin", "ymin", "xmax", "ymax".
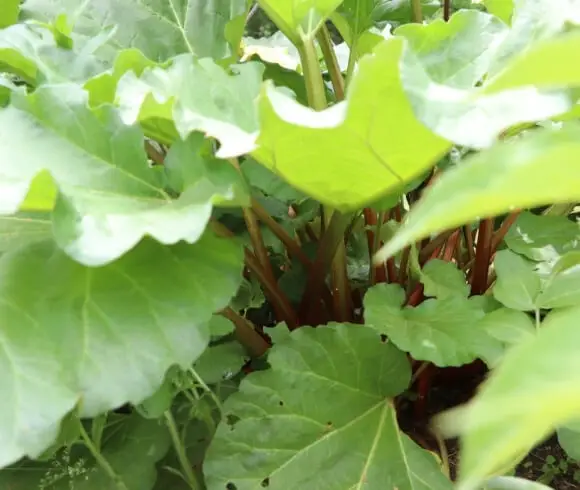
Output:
[{"xmin": 397, "ymin": 365, "xmax": 580, "ymax": 489}]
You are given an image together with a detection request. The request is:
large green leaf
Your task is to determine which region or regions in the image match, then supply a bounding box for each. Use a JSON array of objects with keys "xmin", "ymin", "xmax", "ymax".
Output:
[
  {"xmin": 492, "ymin": 250, "xmax": 541, "ymax": 311},
  {"xmin": 0, "ymin": 232, "xmax": 242, "ymax": 468},
  {"xmin": 420, "ymin": 258, "xmax": 470, "ymax": 299},
  {"xmin": 0, "ymin": 212, "xmax": 52, "ymax": 252},
  {"xmin": 116, "ymin": 55, "xmax": 264, "ymax": 156},
  {"xmin": 252, "ymin": 37, "xmax": 450, "ymax": 210},
  {"xmin": 493, "ymin": 249, "xmax": 580, "ymax": 311},
  {"xmin": 21, "ymin": 0, "xmax": 246, "ymax": 61},
  {"xmin": 484, "ymin": 0, "xmax": 514, "ymax": 24},
  {"xmin": 375, "ymin": 124, "xmax": 580, "ymax": 262},
  {"xmin": 0, "ymin": 0, "xmax": 19, "ymax": 28},
  {"xmin": 0, "ymin": 23, "xmax": 105, "ymax": 85},
  {"xmin": 0, "ymin": 84, "xmax": 247, "ymax": 266},
  {"xmin": 364, "ymin": 283, "xmax": 501, "ymax": 366},
  {"xmin": 488, "ymin": 0, "xmax": 580, "ymax": 76},
  {"xmin": 257, "ymin": 0, "xmax": 343, "ymax": 43},
  {"xmin": 437, "ymin": 305, "xmax": 580, "ymax": 490},
  {"xmin": 0, "ymin": 413, "xmax": 171, "ymax": 490},
  {"xmin": 204, "ymin": 323, "xmax": 454, "ymax": 490},
  {"xmin": 504, "ymin": 211, "xmax": 580, "ymax": 264},
  {"xmin": 478, "ymin": 308, "xmax": 535, "ymax": 367},
  {"xmin": 397, "ymin": 9, "xmax": 573, "ymax": 149},
  {"xmin": 395, "ymin": 10, "xmax": 508, "ymax": 88}
]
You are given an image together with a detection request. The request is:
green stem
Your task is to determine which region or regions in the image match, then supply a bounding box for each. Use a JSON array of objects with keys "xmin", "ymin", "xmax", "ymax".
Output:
[
  {"xmin": 80, "ymin": 425, "xmax": 129, "ymax": 490},
  {"xmin": 297, "ymin": 36, "xmax": 327, "ymax": 110},
  {"xmin": 345, "ymin": 38, "xmax": 358, "ymax": 88},
  {"xmin": 189, "ymin": 368, "xmax": 223, "ymax": 414},
  {"xmin": 297, "ymin": 34, "xmax": 351, "ymax": 322},
  {"xmin": 316, "ymin": 25, "xmax": 345, "ymax": 100},
  {"xmin": 411, "ymin": 0, "xmax": 423, "ymax": 23},
  {"xmin": 299, "ymin": 211, "xmax": 355, "ymax": 323},
  {"xmin": 165, "ymin": 411, "xmax": 199, "ymax": 490}
]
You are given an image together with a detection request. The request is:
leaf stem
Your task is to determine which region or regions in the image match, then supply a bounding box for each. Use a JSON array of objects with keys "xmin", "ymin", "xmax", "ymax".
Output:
[
  {"xmin": 443, "ymin": 0, "xmax": 451, "ymax": 21},
  {"xmin": 79, "ymin": 425, "xmax": 129, "ymax": 490},
  {"xmin": 220, "ymin": 307, "xmax": 270, "ymax": 357},
  {"xmin": 164, "ymin": 411, "xmax": 199, "ymax": 490},
  {"xmin": 244, "ymin": 250, "xmax": 300, "ymax": 328},
  {"xmin": 297, "ymin": 33, "xmax": 351, "ymax": 322},
  {"xmin": 317, "ymin": 25, "xmax": 345, "ymax": 100},
  {"xmin": 470, "ymin": 218, "xmax": 494, "ymax": 295},
  {"xmin": 411, "ymin": 0, "xmax": 424, "ymax": 23},
  {"xmin": 297, "ymin": 36, "xmax": 327, "ymax": 110},
  {"xmin": 251, "ymin": 198, "xmax": 312, "ymax": 269}
]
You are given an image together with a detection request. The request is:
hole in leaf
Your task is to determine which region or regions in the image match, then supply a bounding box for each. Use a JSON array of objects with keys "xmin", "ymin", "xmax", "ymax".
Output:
[
  {"xmin": 226, "ymin": 414, "xmax": 240, "ymax": 428},
  {"xmin": 278, "ymin": 400, "xmax": 284, "ymax": 406},
  {"xmin": 261, "ymin": 477, "xmax": 270, "ymax": 487},
  {"xmin": 226, "ymin": 483, "xmax": 237, "ymax": 490},
  {"xmin": 380, "ymin": 334, "xmax": 387, "ymax": 343}
]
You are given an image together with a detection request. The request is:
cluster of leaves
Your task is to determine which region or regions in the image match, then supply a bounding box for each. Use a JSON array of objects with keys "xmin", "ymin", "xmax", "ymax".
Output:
[{"xmin": 1, "ymin": 0, "xmax": 580, "ymax": 489}]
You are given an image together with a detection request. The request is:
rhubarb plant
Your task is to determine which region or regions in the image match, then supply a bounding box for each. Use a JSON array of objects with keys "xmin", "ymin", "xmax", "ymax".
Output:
[{"xmin": 0, "ymin": 0, "xmax": 580, "ymax": 489}]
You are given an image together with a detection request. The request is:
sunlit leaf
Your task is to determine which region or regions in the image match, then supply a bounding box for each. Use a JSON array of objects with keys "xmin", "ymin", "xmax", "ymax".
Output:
[
  {"xmin": 375, "ymin": 125, "xmax": 580, "ymax": 262},
  {"xmin": 396, "ymin": 10, "xmax": 508, "ymax": 88},
  {"xmin": 205, "ymin": 323, "xmax": 453, "ymax": 490},
  {"xmin": 397, "ymin": 9, "xmax": 572, "ymax": 149},
  {"xmin": 437, "ymin": 305, "xmax": 580, "ymax": 490},
  {"xmin": 253, "ymin": 37, "xmax": 450, "ymax": 210},
  {"xmin": 0, "ymin": 233, "xmax": 242, "ymax": 467},
  {"xmin": 364, "ymin": 283, "xmax": 501, "ymax": 366},
  {"xmin": 257, "ymin": 0, "xmax": 343, "ymax": 43},
  {"xmin": 0, "ymin": 0, "xmax": 19, "ymax": 28},
  {"xmin": 484, "ymin": 0, "xmax": 514, "ymax": 25},
  {"xmin": 0, "ymin": 23, "xmax": 105, "ymax": 85},
  {"xmin": 22, "ymin": 0, "xmax": 246, "ymax": 61},
  {"xmin": 0, "ymin": 84, "xmax": 247, "ymax": 266},
  {"xmin": 117, "ymin": 55, "xmax": 264, "ymax": 156}
]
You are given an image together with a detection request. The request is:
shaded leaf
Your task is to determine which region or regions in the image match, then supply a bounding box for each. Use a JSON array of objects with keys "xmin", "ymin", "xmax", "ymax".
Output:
[
  {"xmin": 558, "ymin": 419, "xmax": 580, "ymax": 461},
  {"xmin": 205, "ymin": 323, "xmax": 453, "ymax": 490},
  {"xmin": 0, "ymin": 233, "xmax": 242, "ymax": 467},
  {"xmin": 0, "ymin": 413, "xmax": 171, "ymax": 490},
  {"xmin": 375, "ymin": 125, "xmax": 580, "ymax": 262},
  {"xmin": 437, "ymin": 305, "xmax": 580, "ymax": 490},
  {"xmin": 536, "ymin": 251, "xmax": 580, "ymax": 308},
  {"xmin": 504, "ymin": 211, "xmax": 580, "ymax": 264},
  {"xmin": 492, "ymin": 250, "xmax": 541, "ymax": 311},
  {"xmin": 420, "ymin": 258, "xmax": 470, "ymax": 299},
  {"xmin": 1, "ymin": 84, "xmax": 246, "ymax": 266},
  {"xmin": 253, "ymin": 37, "xmax": 450, "ymax": 210},
  {"xmin": 117, "ymin": 55, "xmax": 264, "ymax": 156},
  {"xmin": 478, "ymin": 308, "xmax": 536, "ymax": 367},
  {"xmin": 364, "ymin": 283, "xmax": 501, "ymax": 366}
]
